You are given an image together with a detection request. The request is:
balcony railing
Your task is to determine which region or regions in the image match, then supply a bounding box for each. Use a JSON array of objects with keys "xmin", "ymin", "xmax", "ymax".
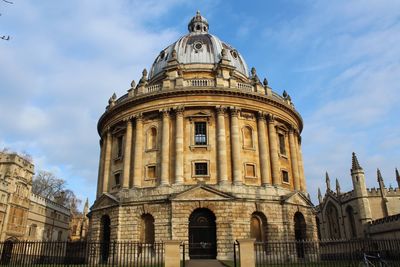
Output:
[{"xmin": 186, "ymin": 79, "xmax": 215, "ymax": 87}]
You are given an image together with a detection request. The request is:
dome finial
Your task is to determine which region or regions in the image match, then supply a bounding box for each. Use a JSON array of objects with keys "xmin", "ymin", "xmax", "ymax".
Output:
[{"xmin": 188, "ymin": 11, "xmax": 209, "ymax": 33}]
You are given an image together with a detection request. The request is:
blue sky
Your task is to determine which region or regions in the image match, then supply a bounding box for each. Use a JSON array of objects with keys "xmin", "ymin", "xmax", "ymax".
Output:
[{"xmin": 1, "ymin": 0, "xmax": 399, "ymax": 206}]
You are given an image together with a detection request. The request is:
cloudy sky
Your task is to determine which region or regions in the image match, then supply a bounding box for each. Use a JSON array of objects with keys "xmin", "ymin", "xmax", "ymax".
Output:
[{"xmin": 1, "ymin": 0, "xmax": 399, "ymax": 206}]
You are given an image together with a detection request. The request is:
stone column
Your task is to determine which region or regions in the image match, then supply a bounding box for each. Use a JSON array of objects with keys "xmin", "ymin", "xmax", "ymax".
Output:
[
  {"xmin": 161, "ymin": 109, "xmax": 170, "ymax": 186},
  {"xmin": 174, "ymin": 106, "xmax": 184, "ymax": 184},
  {"xmin": 296, "ymin": 133, "xmax": 306, "ymax": 191},
  {"xmin": 133, "ymin": 114, "xmax": 143, "ymax": 187},
  {"xmin": 102, "ymin": 130, "xmax": 112, "ymax": 193},
  {"xmin": 257, "ymin": 112, "xmax": 271, "ymax": 185},
  {"xmin": 267, "ymin": 114, "xmax": 280, "ymax": 185},
  {"xmin": 96, "ymin": 138, "xmax": 105, "ymax": 197},
  {"xmin": 216, "ymin": 106, "xmax": 228, "ymax": 184},
  {"xmin": 122, "ymin": 118, "xmax": 133, "ymax": 189},
  {"xmin": 289, "ymin": 127, "xmax": 300, "ymax": 190},
  {"xmin": 230, "ymin": 107, "xmax": 242, "ymax": 185}
]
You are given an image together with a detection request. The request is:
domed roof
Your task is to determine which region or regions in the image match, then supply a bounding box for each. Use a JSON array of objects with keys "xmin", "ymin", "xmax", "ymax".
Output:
[{"xmin": 149, "ymin": 11, "xmax": 249, "ymax": 79}]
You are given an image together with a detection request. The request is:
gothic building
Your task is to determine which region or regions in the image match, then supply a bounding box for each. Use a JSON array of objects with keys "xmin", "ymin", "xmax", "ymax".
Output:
[
  {"xmin": 0, "ymin": 152, "xmax": 70, "ymax": 242},
  {"xmin": 89, "ymin": 12, "xmax": 317, "ymax": 260},
  {"xmin": 69, "ymin": 199, "xmax": 90, "ymax": 241},
  {"xmin": 316, "ymin": 153, "xmax": 400, "ymax": 240}
]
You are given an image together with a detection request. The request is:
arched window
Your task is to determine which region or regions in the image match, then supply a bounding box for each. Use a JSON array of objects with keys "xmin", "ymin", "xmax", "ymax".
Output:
[
  {"xmin": 72, "ymin": 225, "xmax": 77, "ymax": 235},
  {"xmin": 346, "ymin": 206, "xmax": 357, "ymax": 239},
  {"xmin": 146, "ymin": 127, "xmax": 157, "ymax": 150},
  {"xmin": 242, "ymin": 126, "xmax": 253, "ymax": 148},
  {"xmin": 315, "ymin": 216, "xmax": 321, "ymax": 240},
  {"xmin": 29, "ymin": 224, "xmax": 37, "ymax": 238},
  {"xmin": 250, "ymin": 212, "xmax": 268, "ymax": 242},
  {"xmin": 57, "ymin": 231, "xmax": 63, "ymax": 241},
  {"xmin": 326, "ymin": 202, "xmax": 341, "ymax": 239},
  {"xmin": 141, "ymin": 214, "xmax": 155, "ymax": 244}
]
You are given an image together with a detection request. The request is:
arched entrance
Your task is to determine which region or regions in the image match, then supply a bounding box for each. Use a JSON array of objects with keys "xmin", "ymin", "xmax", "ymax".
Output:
[
  {"xmin": 294, "ymin": 212, "xmax": 307, "ymax": 258},
  {"xmin": 0, "ymin": 239, "xmax": 15, "ymax": 264},
  {"xmin": 189, "ymin": 208, "xmax": 217, "ymax": 259},
  {"xmin": 250, "ymin": 212, "xmax": 268, "ymax": 242},
  {"xmin": 100, "ymin": 215, "xmax": 111, "ymax": 263}
]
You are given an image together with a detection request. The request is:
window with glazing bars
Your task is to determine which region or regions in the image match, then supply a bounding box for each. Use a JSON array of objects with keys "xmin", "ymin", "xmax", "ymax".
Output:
[
  {"xmin": 195, "ymin": 162, "xmax": 208, "ymax": 176},
  {"xmin": 195, "ymin": 122, "xmax": 207, "ymax": 145}
]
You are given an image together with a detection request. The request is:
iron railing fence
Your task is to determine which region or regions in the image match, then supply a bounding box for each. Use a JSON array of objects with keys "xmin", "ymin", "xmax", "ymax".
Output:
[
  {"xmin": 0, "ymin": 241, "xmax": 164, "ymax": 266},
  {"xmin": 255, "ymin": 239, "xmax": 400, "ymax": 266}
]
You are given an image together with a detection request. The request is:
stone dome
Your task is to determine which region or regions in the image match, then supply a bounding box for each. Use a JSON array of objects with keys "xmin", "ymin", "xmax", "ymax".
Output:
[{"xmin": 149, "ymin": 11, "xmax": 249, "ymax": 79}]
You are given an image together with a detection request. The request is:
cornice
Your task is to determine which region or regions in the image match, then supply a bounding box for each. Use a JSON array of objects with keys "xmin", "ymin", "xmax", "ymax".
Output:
[{"xmin": 97, "ymin": 88, "xmax": 303, "ymax": 134}]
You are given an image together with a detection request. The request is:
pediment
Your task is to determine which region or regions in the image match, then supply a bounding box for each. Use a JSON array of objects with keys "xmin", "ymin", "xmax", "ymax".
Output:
[
  {"xmin": 281, "ymin": 191, "xmax": 314, "ymax": 207},
  {"xmin": 171, "ymin": 185, "xmax": 235, "ymax": 201},
  {"xmin": 90, "ymin": 193, "xmax": 119, "ymax": 211}
]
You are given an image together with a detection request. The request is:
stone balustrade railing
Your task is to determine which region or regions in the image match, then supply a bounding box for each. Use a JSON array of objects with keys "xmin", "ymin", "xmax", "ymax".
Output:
[
  {"xmin": 147, "ymin": 84, "xmax": 162, "ymax": 93},
  {"xmin": 186, "ymin": 79, "xmax": 215, "ymax": 87},
  {"xmin": 237, "ymin": 82, "xmax": 253, "ymax": 92}
]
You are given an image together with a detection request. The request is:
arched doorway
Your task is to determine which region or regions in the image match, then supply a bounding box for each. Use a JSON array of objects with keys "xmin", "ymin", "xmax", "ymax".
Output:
[
  {"xmin": 100, "ymin": 215, "xmax": 111, "ymax": 263},
  {"xmin": 140, "ymin": 214, "xmax": 155, "ymax": 244},
  {"xmin": 189, "ymin": 208, "xmax": 217, "ymax": 259},
  {"xmin": 250, "ymin": 212, "xmax": 268, "ymax": 242},
  {"xmin": 0, "ymin": 239, "xmax": 15, "ymax": 264},
  {"xmin": 294, "ymin": 212, "xmax": 307, "ymax": 258}
]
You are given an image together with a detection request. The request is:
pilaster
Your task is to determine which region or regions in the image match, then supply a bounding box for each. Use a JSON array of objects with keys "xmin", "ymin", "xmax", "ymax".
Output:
[
  {"xmin": 257, "ymin": 112, "xmax": 271, "ymax": 185},
  {"xmin": 230, "ymin": 107, "xmax": 242, "ymax": 185},
  {"xmin": 174, "ymin": 106, "xmax": 184, "ymax": 184},
  {"xmin": 216, "ymin": 106, "xmax": 228, "ymax": 184},
  {"xmin": 102, "ymin": 130, "xmax": 112, "ymax": 193},
  {"xmin": 289, "ymin": 126, "xmax": 300, "ymax": 190},
  {"xmin": 133, "ymin": 114, "xmax": 143, "ymax": 187},
  {"xmin": 267, "ymin": 114, "xmax": 280, "ymax": 186},
  {"xmin": 161, "ymin": 109, "xmax": 170, "ymax": 186},
  {"xmin": 122, "ymin": 118, "xmax": 133, "ymax": 189}
]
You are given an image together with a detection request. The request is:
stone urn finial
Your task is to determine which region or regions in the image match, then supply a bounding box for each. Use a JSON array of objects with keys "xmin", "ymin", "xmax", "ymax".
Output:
[
  {"xmin": 108, "ymin": 92, "xmax": 117, "ymax": 108},
  {"xmin": 263, "ymin": 78, "xmax": 268, "ymax": 87}
]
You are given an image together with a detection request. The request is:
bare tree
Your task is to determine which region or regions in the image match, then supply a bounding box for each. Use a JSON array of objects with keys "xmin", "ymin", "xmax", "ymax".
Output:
[{"xmin": 32, "ymin": 170, "xmax": 82, "ymax": 213}]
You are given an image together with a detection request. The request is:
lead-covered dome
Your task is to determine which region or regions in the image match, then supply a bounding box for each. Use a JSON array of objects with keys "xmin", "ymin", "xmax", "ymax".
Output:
[{"xmin": 149, "ymin": 11, "xmax": 249, "ymax": 79}]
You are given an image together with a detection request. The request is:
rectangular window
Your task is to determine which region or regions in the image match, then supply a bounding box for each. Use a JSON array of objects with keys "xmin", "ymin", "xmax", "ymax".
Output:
[
  {"xmin": 147, "ymin": 166, "xmax": 156, "ymax": 179},
  {"xmin": 114, "ymin": 173, "xmax": 121, "ymax": 185},
  {"xmin": 117, "ymin": 136, "xmax": 123, "ymax": 158},
  {"xmin": 194, "ymin": 162, "xmax": 208, "ymax": 176},
  {"xmin": 278, "ymin": 133, "xmax": 286, "ymax": 155},
  {"xmin": 245, "ymin": 164, "xmax": 256, "ymax": 177},
  {"xmin": 282, "ymin": 170, "xmax": 289, "ymax": 183},
  {"xmin": 194, "ymin": 122, "xmax": 207, "ymax": 145}
]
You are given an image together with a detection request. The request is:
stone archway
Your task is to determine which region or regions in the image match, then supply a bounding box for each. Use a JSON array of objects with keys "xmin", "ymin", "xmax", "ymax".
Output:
[
  {"xmin": 294, "ymin": 212, "xmax": 307, "ymax": 258},
  {"xmin": 100, "ymin": 215, "xmax": 111, "ymax": 263},
  {"xmin": 188, "ymin": 208, "xmax": 217, "ymax": 259},
  {"xmin": 0, "ymin": 238, "xmax": 16, "ymax": 265}
]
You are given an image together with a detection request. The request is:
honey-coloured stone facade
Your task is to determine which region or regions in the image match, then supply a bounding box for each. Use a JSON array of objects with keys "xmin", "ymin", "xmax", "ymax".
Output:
[{"xmin": 89, "ymin": 12, "xmax": 316, "ymax": 260}]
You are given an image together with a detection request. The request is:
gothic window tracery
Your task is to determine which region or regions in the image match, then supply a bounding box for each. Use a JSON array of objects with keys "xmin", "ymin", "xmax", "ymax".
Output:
[{"xmin": 326, "ymin": 202, "xmax": 341, "ymax": 239}]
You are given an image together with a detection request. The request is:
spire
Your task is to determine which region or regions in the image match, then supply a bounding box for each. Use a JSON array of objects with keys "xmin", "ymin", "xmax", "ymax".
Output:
[
  {"xmin": 377, "ymin": 168, "xmax": 385, "ymax": 188},
  {"xmin": 318, "ymin": 187, "xmax": 322, "ymax": 204},
  {"xmin": 325, "ymin": 171, "xmax": 331, "ymax": 191},
  {"xmin": 83, "ymin": 198, "xmax": 89, "ymax": 215},
  {"xmin": 396, "ymin": 168, "xmax": 400, "ymax": 188},
  {"xmin": 351, "ymin": 152, "xmax": 363, "ymax": 171},
  {"xmin": 336, "ymin": 178, "xmax": 341, "ymax": 195}
]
